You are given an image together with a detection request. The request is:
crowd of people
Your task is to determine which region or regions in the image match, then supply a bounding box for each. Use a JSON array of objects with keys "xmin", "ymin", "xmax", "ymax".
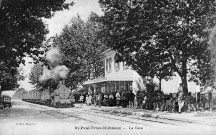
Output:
[
  {"xmin": 77, "ymin": 83, "xmax": 215, "ymax": 113},
  {"xmin": 79, "ymin": 90, "xmax": 135, "ymax": 108}
]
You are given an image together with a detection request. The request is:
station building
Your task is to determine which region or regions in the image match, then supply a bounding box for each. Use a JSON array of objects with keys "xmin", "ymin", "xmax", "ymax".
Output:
[{"xmin": 83, "ymin": 49, "xmax": 155, "ymax": 95}]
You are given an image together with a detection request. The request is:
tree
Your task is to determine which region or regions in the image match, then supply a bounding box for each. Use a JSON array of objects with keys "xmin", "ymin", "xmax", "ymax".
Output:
[
  {"xmin": 12, "ymin": 88, "xmax": 26, "ymax": 99},
  {"xmin": 0, "ymin": 0, "xmax": 73, "ymax": 92},
  {"xmin": 128, "ymin": 42, "xmax": 174, "ymax": 91},
  {"xmin": 99, "ymin": 0, "xmax": 216, "ymax": 94},
  {"xmin": 0, "ymin": 61, "xmax": 21, "ymax": 94},
  {"xmin": 52, "ymin": 13, "xmax": 107, "ymax": 89},
  {"xmin": 153, "ymin": 61, "xmax": 174, "ymax": 92},
  {"xmin": 29, "ymin": 62, "xmax": 61, "ymax": 90},
  {"xmin": 208, "ymin": 26, "xmax": 216, "ymax": 86},
  {"xmin": 0, "ymin": 0, "xmax": 73, "ymax": 66},
  {"xmin": 29, "ymin": 63, "xmax": 43, "ymax": 88}
]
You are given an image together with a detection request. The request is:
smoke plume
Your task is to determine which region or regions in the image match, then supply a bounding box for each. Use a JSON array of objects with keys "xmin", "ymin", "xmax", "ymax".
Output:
[
  {"xmin": 46, "ymin": 47, "xmax": 62, "ymax": 68},
  {"xmin": 53, "ymin": 65, "xmax": 69, "ymax": 79},
  {"xmin": 39, "ymin": 47, "xmax": 69, "ymax": 82}
]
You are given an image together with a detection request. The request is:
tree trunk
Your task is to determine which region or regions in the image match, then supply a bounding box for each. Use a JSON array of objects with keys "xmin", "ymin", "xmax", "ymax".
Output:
[
  {"xmin": 88, "ymin": 68, "xmax": 91, "ymax": 80},
  {"xmin": 181, "ymin": 60, "xmax": 188, "ymax": 95},
  {"xmin": 181, "ymin": 74, "xmax": 188, "ymax": 94},
  {"xmin": 159, "ymin": 78, "xmax": 162, "ymax": 92}
]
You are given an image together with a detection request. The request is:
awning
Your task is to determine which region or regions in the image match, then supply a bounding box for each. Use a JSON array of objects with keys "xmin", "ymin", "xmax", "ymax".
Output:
[
  {"xmin": 83, "ymin": 76, "xmax": 133, "ymax": 85},
  {"xmin": 83, "ymin": 70, "xmax": 141, "ymax": 85},
  {"xmin": 83, "ymin": 77, "xmax": 107, "ymax": 85}
]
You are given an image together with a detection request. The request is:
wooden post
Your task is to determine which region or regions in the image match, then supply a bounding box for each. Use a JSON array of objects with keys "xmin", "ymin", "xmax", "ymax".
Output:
[
  {"xmin": 119, "ymin": 81, "xmax": 121, "ymax": 91},
  {"xmin": 108, "ymin": 82, "xmax": 110, "ymax": 93},
  {"xmin": 115, "ymin": 82, "xmax": 117, "ymax": 92},
  {"xmin": 93, "ymin": 84, "xmax": 96, "ymax": 95}
]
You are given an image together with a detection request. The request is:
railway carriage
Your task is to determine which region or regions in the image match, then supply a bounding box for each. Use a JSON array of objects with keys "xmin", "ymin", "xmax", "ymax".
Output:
[
  {"xmin": 41, "ymin": 88, "xmax": 51, "ymax": 106},
  {"xmin": 23, "ymin": 81, "xmax": 75, "ymax": 108}
]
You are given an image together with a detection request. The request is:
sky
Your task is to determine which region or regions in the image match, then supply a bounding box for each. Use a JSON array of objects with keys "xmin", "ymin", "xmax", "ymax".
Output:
[
  {"xmin": 17, "ymin": 0, "xmax": 200, "ymax": 93},
  {"xmin": 157, "ymin": 74, "xmax": 200, "ymax": 94},
  {"xmin": 43, "ymin": 0, "xmax": 103, "ymax": 38}
]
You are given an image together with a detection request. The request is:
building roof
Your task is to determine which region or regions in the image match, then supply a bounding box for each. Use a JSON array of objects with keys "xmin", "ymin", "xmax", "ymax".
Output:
[
  {"xmin": 83, "ymin": 77, "xmax": 107, "ymax": 85},
  {"xmin": 102, "ymin": 48, "xmax": 112, "ymax": 55},
  {"xmin": 83, "ymin": 76, "xmax": 134, "ymax": 85},
  {"xmin": 83, "ymin": 63, "xmax": 135, "ymax": 85}
]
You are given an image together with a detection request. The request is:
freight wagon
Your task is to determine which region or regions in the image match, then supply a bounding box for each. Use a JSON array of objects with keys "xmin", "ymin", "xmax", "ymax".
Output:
[{"xmin": 0, "ymin": 95, "xmax": 12, "ymax": 109}]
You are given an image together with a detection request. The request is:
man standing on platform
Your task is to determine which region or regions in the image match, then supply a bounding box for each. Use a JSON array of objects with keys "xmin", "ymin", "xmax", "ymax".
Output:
[
  {"xmin": 129, "ymin": 90, "xmax": 135, "ymax": 108},
  {"xmin": 121, "ymin": 90, "xmax": 127, "ymax": 108},
  {"xmin": 96, "ymin": 92, "xmax": 102, "ymax": 107},
  {"xmin": 116, "ymin": 90, "xmax": 121, "ymax": 107}
]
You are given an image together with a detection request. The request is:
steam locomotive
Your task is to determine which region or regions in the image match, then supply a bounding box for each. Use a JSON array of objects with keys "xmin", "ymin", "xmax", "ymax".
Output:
[{"xmin": 22, "ymin": 81, "xmax": 75, "ymax": 108}]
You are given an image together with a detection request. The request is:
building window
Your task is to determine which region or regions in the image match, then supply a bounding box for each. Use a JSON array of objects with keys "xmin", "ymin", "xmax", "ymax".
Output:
[
  {"xmin": 108, "ymin": 57, "xmax": 112, "ymax": 73},
  {"xmin": 114, "ymin": 54, "xmax": 120, "ymax": 72},
  {"xmin": 115, "ymin": 60, "xmax": 120, "ymax": 72},
  {"xmin": 106, "ymin": 57, "xmax": 112, "ymax": 73},
  {"xmin": 120, "ymin": 81, "xmax": 124, "ymax": 91},
  {"xmin": 116, "ymin": 82, "xmax": 119, "ymax": 91},
  {"xmin": 128, "ymin": 82, "xmax": 132, "ymax": 91},
  {"xmin": 106, "ymin": 58, "xmax": 109, "ymax": 73}
]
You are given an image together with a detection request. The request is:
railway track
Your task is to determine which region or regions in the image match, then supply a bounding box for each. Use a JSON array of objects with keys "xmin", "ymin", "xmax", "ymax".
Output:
[
  {"xmin": 26, "ymin": 102, "xmax": 98, "ymax": 124},
  {"xmin": 80, "ymin": 109, "xmax": 184, "ymax": 125},
  {"xmin": 84, "ymin": 109, "xmax": 216, "ymax": 126},
  {"xmin": 25, "ymin": 101, "xmax": 208, "ymax": 127}
]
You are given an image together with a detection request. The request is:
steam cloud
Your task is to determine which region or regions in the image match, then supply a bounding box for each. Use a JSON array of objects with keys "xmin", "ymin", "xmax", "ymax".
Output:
[
  {"xmin": 46, "ymin": 48, "xmax": 62, "ymax": 68},
  {"xmin": 39, "ymin": 47, "xmax": 69, "ymax": 82}
]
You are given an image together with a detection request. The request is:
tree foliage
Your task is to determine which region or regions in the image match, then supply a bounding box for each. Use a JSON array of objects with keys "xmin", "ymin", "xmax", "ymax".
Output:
[
  {"xmin": 52, "ymin": 13, "xmax": 107, "ymax": 89},
  {"xmin": 99, "ymin": 0, "xmax": 216, "ymax": 94},
  {"xmin": 29, "ymin": 63, "xmax": 43, "ymax": 88},
  {"xmin": 0, "ymin": 0, "xmax": 73, "ymax": 92},
  {"xmin": 0, "ymin": 62, "xmax": 20, "ymax": 94},
  {"xmin": 209, "ymin": 27, "xmax": 216, "ymax": 86},
  {"xmin": 29, "ymin": 61, "xmax": 62, "ymax": 90}
]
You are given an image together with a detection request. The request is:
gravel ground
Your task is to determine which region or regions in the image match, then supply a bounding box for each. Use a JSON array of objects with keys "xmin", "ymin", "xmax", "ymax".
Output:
[{"xmin": 0, "ymin": 100, "xmax": 215, "ymax": 135}]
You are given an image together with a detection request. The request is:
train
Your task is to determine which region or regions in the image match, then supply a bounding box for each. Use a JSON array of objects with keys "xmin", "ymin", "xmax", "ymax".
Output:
[{"xmin": 22, "ymin": 81, "xmax": 75, "ymax": 108}]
